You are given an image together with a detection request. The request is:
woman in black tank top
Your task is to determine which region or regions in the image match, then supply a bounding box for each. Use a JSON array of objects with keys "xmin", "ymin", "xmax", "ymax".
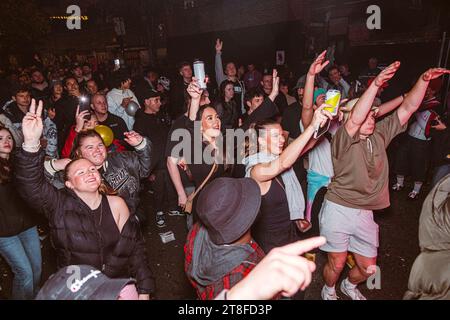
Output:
[
  {"xmin": 91, "ymin": 195, "xmax": 121, "ymax": 262},
  {"xmin": 245, "ymin": 110, "xmax": 331, "ymax": 253},
  {"xmin": 252, "ymin": 175, "xmax": 294, "ymax": 253}
]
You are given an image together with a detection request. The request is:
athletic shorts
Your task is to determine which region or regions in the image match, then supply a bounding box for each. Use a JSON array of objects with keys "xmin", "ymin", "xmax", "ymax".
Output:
[{"xmin": 318, "ymin": 199, "xmax": 379, "ymax": 258}]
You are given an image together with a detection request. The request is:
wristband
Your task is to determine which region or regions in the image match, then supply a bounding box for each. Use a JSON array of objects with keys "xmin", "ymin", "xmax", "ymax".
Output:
[
  {"xmin": 22, "ymin": 142, "xmax": 41, "ymax": 152},
  {"xmin": 134, "ymin": 138, "xmax": 145, "ymax": 149},
  {"xmin": 49, "ymin": 158, "xmax": 57, "ymax": 171}
]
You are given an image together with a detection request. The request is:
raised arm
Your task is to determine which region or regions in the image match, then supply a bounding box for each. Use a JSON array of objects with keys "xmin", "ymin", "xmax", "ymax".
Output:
[
  {"xmin": 377, "ymin": 95, "xmax": 405, "ymax": 118},
  {"xmin": 268, "ymin": 69, "xmax": 280, "ymax": 102},
  {"xmin": 345, "ymin": 61, "xmax": 400, "ymax": 137},
  {"xmin": 302, "ymin": 50, "xmax": 329, "ymax": 128},
  {"xmin": 215, "ymin": 38, "xmax": 226, "ymax": 87},
  {"xmin": 251, "ymin": 106, "xmax": 332, "ymax": 183},
  {"xmin": 397, "ymin": 68, "xmax": 450, "ymax": 126},
  {"xmin": 187, "ymin": 79, "xmax": 203, "ymax": 121},
  {"xmin": 15, "ymin": 99, "xmax": 61, "ymax": 218}
]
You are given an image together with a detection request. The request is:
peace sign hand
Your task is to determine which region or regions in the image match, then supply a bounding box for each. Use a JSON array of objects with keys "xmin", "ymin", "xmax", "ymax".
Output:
[{"xmin": 22, "ymin": 98, "xmax": 44, "ymax": 146}]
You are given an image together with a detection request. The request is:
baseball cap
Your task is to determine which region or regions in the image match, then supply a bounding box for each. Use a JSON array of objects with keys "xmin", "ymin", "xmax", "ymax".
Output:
[{"xmin": 35, "ymin": 265, "xmax": 136, "ymax": 300}]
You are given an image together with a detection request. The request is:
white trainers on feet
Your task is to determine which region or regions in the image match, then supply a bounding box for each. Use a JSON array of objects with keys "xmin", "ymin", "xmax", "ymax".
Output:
[
  {"xmin": 408, "ymin": 190, "xmax": 420, "ymax": 200},
  {"xmin": 321, "ymin": 285, "xmax": 339, "ymax": 300},
  {"xmin": 340, "ymin": 279, "xmax": 367, "ymax": 300}
]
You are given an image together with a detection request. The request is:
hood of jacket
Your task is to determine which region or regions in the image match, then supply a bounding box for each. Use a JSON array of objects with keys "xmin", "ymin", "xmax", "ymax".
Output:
[{"xmin": 186, "ymin": 225, "xmax": 256, "ymax": 286}]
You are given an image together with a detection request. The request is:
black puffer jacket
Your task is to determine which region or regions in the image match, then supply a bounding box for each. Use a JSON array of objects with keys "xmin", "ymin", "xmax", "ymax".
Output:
[{"xmin": 14, "ymin": 149, "xmax": 155, "ymax": 295}]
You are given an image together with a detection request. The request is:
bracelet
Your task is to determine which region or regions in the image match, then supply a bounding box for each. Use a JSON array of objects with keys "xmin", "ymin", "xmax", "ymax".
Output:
[
  {"xmin": 134, "ymin": 138, "xmax": 145, "ymax": 148},
  {"xmin": 49, "ymin": 158, "xmax": 57, "ymax": 171},
  {"xmin": 22, "ymin": 142, "xmax": 41, "ymax": 152}
]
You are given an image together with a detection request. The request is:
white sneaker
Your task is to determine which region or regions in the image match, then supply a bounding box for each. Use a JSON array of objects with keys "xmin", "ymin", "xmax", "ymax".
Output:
[
  {"xmin": 340, "ymin": 280, "xmax": 367, "ymax": 300},
  {"xmin": 408, "ymin": 190, "xmax": 420, "ymax": 200},
  {"xmin": 391, "ymin": 183, "xmax": 404, "ymax": 191},
  {"xmin": 321, "ymin": 285, "xmax": 339, "ymax": 300}
]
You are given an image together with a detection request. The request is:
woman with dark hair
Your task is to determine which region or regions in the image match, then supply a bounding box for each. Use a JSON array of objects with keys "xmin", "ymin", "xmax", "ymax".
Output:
[
  {"xmin": 0, "ymin": 125, "xmax": 42, "ymax": 300},
  {"xmin": 213, "ymin": 80, "xmax": 240, "ymax": 130},
  {"xmin": 243, "ymin": 107, "xmax": 331, "ymax": 254},
  {"xmin": 14, "ymin": 100, "xmax": 154, "ymax": 299},
  {"xmin": 184, "ymin": 79, "xmax": 232, "ymax": 190},
  {"xmin": 173, "ymin": 80, "xmax": 232, "ymax": 220}
]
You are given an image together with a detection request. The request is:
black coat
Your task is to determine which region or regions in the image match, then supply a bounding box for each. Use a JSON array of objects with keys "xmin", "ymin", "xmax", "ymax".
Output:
[{"xmin": 14, "ymin": 149, "xmax": 155, "ymax": 294}]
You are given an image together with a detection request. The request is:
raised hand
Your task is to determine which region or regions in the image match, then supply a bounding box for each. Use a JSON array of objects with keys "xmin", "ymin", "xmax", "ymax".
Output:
[
  {"xmin": 121, "ymin": 97, "xmax": 132, "ymax": 108},
  {"xmin": 312, "ymin": 105, "xmax": 333, "ymax": 129},
  {"xmin": 308, "ymin": 50, "xmax": 329, "ymax": 76},
  {"xmin": 124, "ymin": 131, "xmax": 144, "ymax": 147},
  {"xmin": 187, "ymin": 77, "xmax": 203, "ymax": 100},
  {"xmin": 432, "ymin": 118, "xmax": 447, "ymax": 131},
  {"xmin": 75, "ymin": 106, "xmax": 89, "ymax": 133},
  {"xmin": 22, "ymin": 99, "xmax": 44, "ymax": 146},
  {"xmin": 272, "ymin": 69, "xmax": 280, "ymax": 94},
  {"xmin": 422, "ymin": 68, "xmax": 450, "ymax": 81},
  {"xmin": 373, "ymin": 61, "xmax": 401, "ymax": 87},
  {"xmin": 215, "ymin": 38, "xmax": 223, "ymax": 53}
]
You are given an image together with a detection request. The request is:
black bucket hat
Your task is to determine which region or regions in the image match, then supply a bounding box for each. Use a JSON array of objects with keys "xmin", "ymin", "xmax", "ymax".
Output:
[{"xmin": 196, "ymin": 177, "xmax": 261, "ymax": 245}]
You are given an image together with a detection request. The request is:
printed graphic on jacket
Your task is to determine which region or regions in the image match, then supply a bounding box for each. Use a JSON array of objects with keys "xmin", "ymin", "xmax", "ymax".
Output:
[{"xmin": 103, "ymin": 168, "xmax": 138, "ymax": 195}]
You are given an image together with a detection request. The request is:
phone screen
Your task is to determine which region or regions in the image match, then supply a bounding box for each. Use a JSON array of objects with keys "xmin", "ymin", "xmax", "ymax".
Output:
[
  {"xmin": 79, "ymin": 96, "xmax": 91, "ymax": 119},
  {"xmin": 314, "ymin": 119, "xmax": 331, "ymax": 139}
]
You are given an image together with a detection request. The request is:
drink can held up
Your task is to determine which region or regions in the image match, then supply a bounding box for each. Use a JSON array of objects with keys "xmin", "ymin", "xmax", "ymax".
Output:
[
  {"xmin": 324, "ymin": 90, "xmax": 341, "ymax": 116},
  {"xmin": 193, "ymin": 60, "xmax": 207, "ymax": 89}
]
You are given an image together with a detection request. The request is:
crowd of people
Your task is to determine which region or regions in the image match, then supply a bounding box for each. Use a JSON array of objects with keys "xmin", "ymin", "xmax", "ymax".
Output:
[{"xmin": 1, "ymin": 38, "xmax": 450, "ymax": 300}]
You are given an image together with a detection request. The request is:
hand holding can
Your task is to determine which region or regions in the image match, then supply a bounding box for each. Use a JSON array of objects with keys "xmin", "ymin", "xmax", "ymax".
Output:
[{"xmin": 193, "ymin": 60, "xmax": 207, "ymax": 89}]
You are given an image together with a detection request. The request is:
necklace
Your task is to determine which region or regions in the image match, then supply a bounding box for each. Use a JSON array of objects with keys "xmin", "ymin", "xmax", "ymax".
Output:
[{"xmin": 98, "ymin": 199, "xmax": 103, "ymax": 226}]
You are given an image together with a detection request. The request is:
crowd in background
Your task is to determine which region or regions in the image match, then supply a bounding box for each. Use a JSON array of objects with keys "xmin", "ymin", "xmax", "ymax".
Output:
[{"xmin": 0, "ymin": 38, "xmax": 449, "ymax": 300}]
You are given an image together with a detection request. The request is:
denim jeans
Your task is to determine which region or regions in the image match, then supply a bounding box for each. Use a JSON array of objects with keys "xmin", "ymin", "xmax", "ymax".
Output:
[
  {"xmin": 432, "ymin": 164, "xmax": 450, "ymax": 189},
  {"xmin": 0, "ymin": 226, "xmax": 42, "ymax": 300}
]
